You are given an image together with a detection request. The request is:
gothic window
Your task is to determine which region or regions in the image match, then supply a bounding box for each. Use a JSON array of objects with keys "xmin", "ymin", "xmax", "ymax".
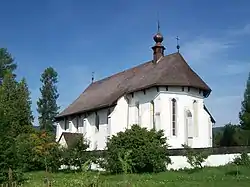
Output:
[
  {"xmin": 150, "ymin": 100, "xmax": 155, "ymax": 129},
  {"xmin": 172, "ymin": 98, "xmax": 177, "ymax": 136},
  {"xmin": 193, "ymin": 100, "xmax": 198, "ymax": 137},
  {"xmin": 135, "ymin": 101, "xmax": 140, "ymax": 125}
]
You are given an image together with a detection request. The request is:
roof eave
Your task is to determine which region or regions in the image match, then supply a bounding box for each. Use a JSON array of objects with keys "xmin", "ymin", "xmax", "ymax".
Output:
[{"xmin": 54, "ymin": 102, "xmax": 117, "ymax": 121}]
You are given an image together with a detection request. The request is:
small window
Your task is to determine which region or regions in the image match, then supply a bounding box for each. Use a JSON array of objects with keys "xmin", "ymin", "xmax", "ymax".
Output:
[
  {"xmin": 182, "ymin": 87, "xmax": 185, "ymax": 91},
  {"xmin": 188, "ymin": 87, "xmax": 190, "ymax": 92},
  {"xmin": 95, "ymin": 113, "xmax": 100, "ymax": 132},
  {"xmin": 172, "ymin": 98, "xmax": 177, "ymax": 136}
]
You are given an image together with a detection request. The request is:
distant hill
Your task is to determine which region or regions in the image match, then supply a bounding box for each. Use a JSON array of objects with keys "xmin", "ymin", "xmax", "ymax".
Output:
[{"xmin": 213, "ymin": 126, "xmax": 224, "ymax": 134}]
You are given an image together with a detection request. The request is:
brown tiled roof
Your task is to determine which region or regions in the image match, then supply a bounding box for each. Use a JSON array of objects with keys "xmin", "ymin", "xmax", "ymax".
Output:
[
  {"xmin": 56, "ymin": 52, "xmax": 211, "ymax": 119},
  {"xmin": 58, "ymin": 132, "xmax": 83, "ymax": 148}
]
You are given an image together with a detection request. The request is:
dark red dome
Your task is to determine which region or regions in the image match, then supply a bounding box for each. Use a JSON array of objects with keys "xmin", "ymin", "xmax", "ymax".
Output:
[{"xmin": 153, "ymin": 32, "xmax": 163, "ymax": 43}]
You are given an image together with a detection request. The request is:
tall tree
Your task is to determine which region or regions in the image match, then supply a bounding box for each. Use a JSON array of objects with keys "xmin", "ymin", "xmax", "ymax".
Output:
[
  {"xmin": 239, "ymin": 72, "xmax": 250, "ymax": 130},
  {"xmin": 0, "ymin": 72, "xmax": 33, "ymax": 181},
  {"xmin": 0, "ymin": 72, "xmax": 33, "ymax": 136},
  {"xmin": 17, "ymin": 78, "xmax": 34, "ymax": 132},
  {"xmin": 0, "ymin": 48, "xmax": 17, "ymax": 84},
  {"xmin": 37, "ymin": 67, "xmax": 59, "ymax": 133}
]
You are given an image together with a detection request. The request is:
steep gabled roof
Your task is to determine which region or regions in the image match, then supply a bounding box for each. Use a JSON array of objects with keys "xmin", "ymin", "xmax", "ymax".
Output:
[
  {"xmin": 58, "ymin": 132, "xmax": 83, "ymax": 148},
  {"xmin": 56, "ymin": 52, "xmax": 211, "ymax": 119}
]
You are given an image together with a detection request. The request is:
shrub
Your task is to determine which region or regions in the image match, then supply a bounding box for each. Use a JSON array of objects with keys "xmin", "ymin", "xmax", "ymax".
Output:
[
  {"xmin": 233, "ymin": 152, "xmax": 250, "ymax": 166},
  {"xmin": 182, "ymin": 144, "xmax": 210, "ymax": 169},
  {"xmin": 61, "ymin": 135, "xmax": 90, "ymax": 170},
  {"xmin": 15, "ymin": 131, "xmax": 62, "ymax": 172},
  {"xmin": 101, "ymin": 125, "xmax": 171, "ymax": 174}
]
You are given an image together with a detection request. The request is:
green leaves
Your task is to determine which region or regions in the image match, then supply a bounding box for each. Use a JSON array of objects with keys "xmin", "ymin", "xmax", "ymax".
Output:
[
  {"xmin": 61, "ymin": 136, "xmax": 90, "ymax": 170},
  {"xmin": 102, "ymin": 124, "xmax": 171, "ymax": 174},
  {"xmin": 0, "ymin": 48, "xmax": 17, "ymax": 84},
  {"xmin": 37, "ymin": 67, "xmax": 59, "ymax": 133},
  {"xmin": 239, "ymin": 72, "xmax": 250, "ymax": 130},
  {"xmin": 0, "ymin": 48, "xmax": 33, "ymax": 182}
]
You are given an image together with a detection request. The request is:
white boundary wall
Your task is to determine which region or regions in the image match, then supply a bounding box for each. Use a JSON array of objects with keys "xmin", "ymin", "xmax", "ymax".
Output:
[
  {"xmin": 88, "ymin": 153, "xmax": 250, "ymax": 171},
  {"xmin": 167, "ymin": 153, "xmax": 250, "ymax": 170}
]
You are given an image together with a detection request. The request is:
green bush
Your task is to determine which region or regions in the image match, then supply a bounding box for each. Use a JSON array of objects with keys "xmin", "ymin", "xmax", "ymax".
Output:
[
  {"xmin": 233, "ymin": 152, "xmax": 250, "ymax": 166},
  {"xmin": 15, "ymin": 131, "xmax": 62, "ymax": 172},
  {"xmin": 61, "ymin": 136, "xmax": 90, "ymax": 170},
  {"xmin": 101, "ymin": 125, "xmax": 171, "ymax": 174},
  {"xmin": 182, "ymin": 144, "xmax": 210, "ymax": 169}
]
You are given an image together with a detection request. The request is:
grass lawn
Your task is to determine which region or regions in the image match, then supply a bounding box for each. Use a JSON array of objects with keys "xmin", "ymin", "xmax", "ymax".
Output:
[{"xmin": 22, "ymin": 165, "xmax": 250, "ymax": 187}]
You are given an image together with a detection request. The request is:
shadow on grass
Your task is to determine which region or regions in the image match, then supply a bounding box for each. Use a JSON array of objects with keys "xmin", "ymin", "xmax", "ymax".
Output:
[
  {"xmin": 176, "ymin": 168, "xmax": 203, "ymax": 174},
  {"xmin": 225, "ymin": 170, "xmax": 242, "ymax": 176}
]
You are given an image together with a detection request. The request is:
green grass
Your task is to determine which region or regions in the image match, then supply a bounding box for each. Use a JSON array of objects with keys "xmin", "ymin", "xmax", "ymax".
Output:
[{"xmin": 21, "ymin": 165, "xmax": 250, "ymax": 187}]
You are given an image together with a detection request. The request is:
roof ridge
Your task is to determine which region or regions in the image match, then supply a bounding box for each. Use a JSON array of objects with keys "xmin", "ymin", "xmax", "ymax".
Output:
[{"xmin": 92, "ymin": 52, "xmax": 179, "ymax": 85}]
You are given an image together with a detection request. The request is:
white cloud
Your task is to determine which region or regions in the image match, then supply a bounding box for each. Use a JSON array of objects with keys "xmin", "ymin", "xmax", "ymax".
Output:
[
  {"xmin": 179, "ymin": 25, "xmax": 249, "ymax": 126},
  {"xmin": 222, "ymin": 62, "xmax": 250, "ymax": 76},
  {"xmin": 181, "ymin": 38, "xmax": 231, "ymax": 65},
  {"xmin": 228, "ymin": 24, "xmax": 250, "ymax": 36}
]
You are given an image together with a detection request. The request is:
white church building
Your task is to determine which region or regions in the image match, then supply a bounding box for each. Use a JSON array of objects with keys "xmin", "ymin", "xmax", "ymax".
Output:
[{"xmin": 55, "ymin": 30, "xmax": 215, "ymax": 150}]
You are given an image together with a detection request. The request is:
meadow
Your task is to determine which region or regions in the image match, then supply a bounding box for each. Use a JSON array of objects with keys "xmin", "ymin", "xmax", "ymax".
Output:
[{"xmin": 21, "ymin": 165, "xmax": 250, "ymax": 187}]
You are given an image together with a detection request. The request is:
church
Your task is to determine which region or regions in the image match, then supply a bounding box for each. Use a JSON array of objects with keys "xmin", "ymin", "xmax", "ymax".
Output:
[{"xmin": 55, "ymin": 29, "xmax": 215, "ymax": 150}]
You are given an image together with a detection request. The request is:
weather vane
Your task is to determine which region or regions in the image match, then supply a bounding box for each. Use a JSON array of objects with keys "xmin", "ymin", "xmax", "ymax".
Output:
[{"xmin": 176, "ymin": 36, "xmax": 180, "ymax": 52}]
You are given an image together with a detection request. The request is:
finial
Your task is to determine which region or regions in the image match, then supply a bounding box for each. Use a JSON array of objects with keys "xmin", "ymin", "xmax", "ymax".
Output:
[
  {"xmin": 153, "ymin": 12, "xmax": 163, "ymax": 43},
  {"xmin": 91, "ymin": 72, "xmax": 94, "ymax": 83},
  {"xmin": 176, "ymin": 36, "xmax": 180, "ymax": 52}
]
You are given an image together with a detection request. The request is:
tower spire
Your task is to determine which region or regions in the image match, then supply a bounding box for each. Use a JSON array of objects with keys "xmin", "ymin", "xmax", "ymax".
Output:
[{"xmin": 152, "ymin": 18, "xmax": 165, "ymax": 63}]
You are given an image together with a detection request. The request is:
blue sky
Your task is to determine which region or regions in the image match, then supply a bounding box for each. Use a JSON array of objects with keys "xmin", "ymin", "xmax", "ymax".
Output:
[{"xmin": 0, "ymin": 0, "xmax": 249, "ymax": 126}]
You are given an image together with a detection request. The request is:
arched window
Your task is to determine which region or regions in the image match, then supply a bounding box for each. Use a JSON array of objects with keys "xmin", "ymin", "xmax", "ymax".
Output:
[
  {"xmin": 150, "ymin": 100, "xmax": 155, "ymax": 129},
  {"xmin": 172, "ymin": 98, "xmax": 177, "ymax": 136},
  {"xmin": 193, "ymin": 100, "xmax": 198, "ymax": 137}
]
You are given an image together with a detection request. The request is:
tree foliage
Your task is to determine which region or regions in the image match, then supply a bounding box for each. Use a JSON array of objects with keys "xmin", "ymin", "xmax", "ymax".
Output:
[
  {"xmin": 0, "ymin": 73, "xmax": 33, "ymax": 183},
  {"xmin": 0, "ymin": 72, "xmax": 33, "ymax": 136},
  {"xmin": 101, "ymin": 125, "xmax": 171, "ymax": 174},
  {"xmin": 61, "ymin": 136, "xmax": 90, "ymax": 170},
  {"xmin": 37, "ymin": 67, "xmax": 59, "ymax": 133},
  {"xmin": 16, "ymin": 131, "xmax": 62, "ymax": 172},
  {"xmin": 213, "ymin": 124, "xmax": 250, "ymax": 147},
  {"xmin": 0, "ymin": 48, "xmax": 17, "ymax": 84},
  {"xmin": 239, "ymin": 72, "xmax": 250, "ymax": 130},
  {"xmin": 182, "ymin": 144, "xmax": 210, "ymax": 169}
]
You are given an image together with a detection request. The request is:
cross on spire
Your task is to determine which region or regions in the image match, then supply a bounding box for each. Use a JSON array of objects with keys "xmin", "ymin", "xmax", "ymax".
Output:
[
  {"xmin": 176, "ymin": 36, "xmax": 180, "ymax": 52},
  {"xmin": 157, "ymin": 12, "xmax": 160, "ymax": 33}
]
